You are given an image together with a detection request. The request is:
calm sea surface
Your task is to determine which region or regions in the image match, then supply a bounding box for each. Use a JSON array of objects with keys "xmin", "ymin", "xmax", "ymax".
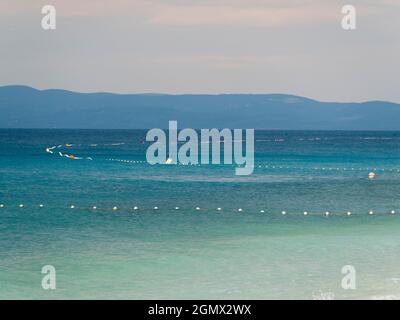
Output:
[{"xmin": 1, "ymin": 129, "xmax": 400, "ymax": 299}]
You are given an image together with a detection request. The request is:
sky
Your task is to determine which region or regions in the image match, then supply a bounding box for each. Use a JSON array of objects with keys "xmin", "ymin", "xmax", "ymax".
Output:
[{"xmin": 0, "ymin": 0, "xmax": 399, "ymax": 102}]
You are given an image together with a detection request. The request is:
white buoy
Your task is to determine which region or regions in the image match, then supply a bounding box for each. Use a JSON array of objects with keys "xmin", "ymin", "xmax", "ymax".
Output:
[
  {"xmin": 0, "ymin": 204, "xmax": 4, "ymax": 208},
  {"xmin": 113, "ymin": 206, "xmax": 118, "ymax": 211},
  {"xmin": 391, "ymin": 210, "xmax": 396, "ymax": 215},
  {"xmin": 217, "ymin": 208, "xmax": 222, "ymax": 211},
  {"xmin": 154, "ymin": 206, "xmax": 158, "ymax": 210},
  {"xmin": 238, "ymin": 208, "xmax": 243, "ymax": 212},
  {"xmin": 325, "ymin": 211, "xmax": 330, "ymax": 217},
  {"xmin": 304, "ymin": 211, "xmax": 308, "ymax": 216},
  {"xmin": 39, "ymin": 204, "xmax": 44, "ymax": 208},
  {"xmin": 19, "ymin": 204, "xmax": 24, "ymax": 208},
  {"xmin": 368, "ymin": 172, "xmax": 376, "ymax": 179},
  {"xmin": 281, "ymin": 211, "xmax": 286, "ymax": 215},
  {"xmin": 175, "ymin": 207, "xmax": 179, "ymax": 210},
  {"xmin": 70, "ymin": 205, "xmax": 75, "ymax": 209},
  {"xmin": 347, "ymin": 211, "xmax": 352, "ymax": 216},
  {"xmin": 260, "ymin": 210, "xmax": 265, "ymax": 213},
  {"xmin": 133, "ymin": 206, "xmax": 138, "ymax": 210},
  {"xmin": 92, "ymin": 206, "xmax": 97, "ymax": 210},
  {"xmin": 196, "ymin": 207, "xmax": 200, "ymax": 211},
  {"xmin": 369, "ymin": 210, "xmax": 374, "ymax": 215}
]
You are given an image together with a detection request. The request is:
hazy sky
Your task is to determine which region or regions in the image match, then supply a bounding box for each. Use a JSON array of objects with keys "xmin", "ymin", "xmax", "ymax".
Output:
[{"xmin": 0, "ymin": 0, "xmax": 399, "ymax": 102}]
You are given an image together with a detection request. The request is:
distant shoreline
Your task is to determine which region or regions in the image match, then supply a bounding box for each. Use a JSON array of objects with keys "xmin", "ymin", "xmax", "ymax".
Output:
[{"xmin": 1, "ymin": 85, "xmax": 400, "ymax": 130}]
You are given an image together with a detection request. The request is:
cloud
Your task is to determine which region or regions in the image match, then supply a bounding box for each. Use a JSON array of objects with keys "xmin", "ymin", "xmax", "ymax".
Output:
[
  {"xmin": 0, "ymin": 0, "xmax": 147, "ymax": 17},
  {"xmin": 0, "ymin": 0, "xmax": 390, "ymax": 27},
  {"xmin": 146, "ymin": 3, "xmax": 338, "ymax": 27},
  {"xmin": 140, "ymin": 54, "xmax": 287, "ymax": 70}
]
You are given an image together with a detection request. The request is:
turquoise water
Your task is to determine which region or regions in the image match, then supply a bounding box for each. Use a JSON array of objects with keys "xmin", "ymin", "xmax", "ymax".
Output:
[{"xmin": 1, "ymin": 129, "xmax": 400, "ymax": 299}]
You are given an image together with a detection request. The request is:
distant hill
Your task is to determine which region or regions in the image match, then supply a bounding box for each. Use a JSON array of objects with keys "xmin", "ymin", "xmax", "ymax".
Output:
[{"xmin": 0, "ymin": 85, "xmax": 399, "ymax": 130}]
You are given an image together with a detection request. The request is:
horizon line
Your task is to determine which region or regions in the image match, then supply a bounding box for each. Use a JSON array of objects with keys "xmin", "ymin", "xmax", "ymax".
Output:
[{"xmin": 1, "ymin": 128, "xmax": 400, "ymax": 132}]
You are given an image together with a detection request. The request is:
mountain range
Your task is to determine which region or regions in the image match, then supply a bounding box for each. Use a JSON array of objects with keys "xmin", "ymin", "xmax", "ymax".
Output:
[{"xmin": 0, "ymin": 85, "xmax": 399, "ymax": 130}]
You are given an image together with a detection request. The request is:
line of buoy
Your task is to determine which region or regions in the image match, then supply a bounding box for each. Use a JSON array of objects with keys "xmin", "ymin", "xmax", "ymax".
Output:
[
  {"xmin": 1, "ymin": 204, "xmax": 399, "ymax": 216},
  {"xmin": 65, "ymin": 152, "xmax": 400, "ymax": 174},
  {"xmin": 45, "ymin": 142, "xmax": 400, "ymax": 177},
  {"xmin": 113, "ymin": 161, "xmax": 400, "ymax": 172},
  {"xmin": 104, "ymin": 158, "xmax": 400, "ymax": 173},
  {"xmin": 107, "ymin": 159, "xmax": 147, "ymax": 164},
  {"xmin": 256, "ymin": 165, "xmax": 400, "ymax": 173}
]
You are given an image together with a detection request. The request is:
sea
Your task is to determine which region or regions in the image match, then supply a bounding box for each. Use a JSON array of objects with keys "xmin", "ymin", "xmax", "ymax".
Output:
[{"xmin": 1, "ymin": 129, "xmax": 400, "ymax": 299}]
